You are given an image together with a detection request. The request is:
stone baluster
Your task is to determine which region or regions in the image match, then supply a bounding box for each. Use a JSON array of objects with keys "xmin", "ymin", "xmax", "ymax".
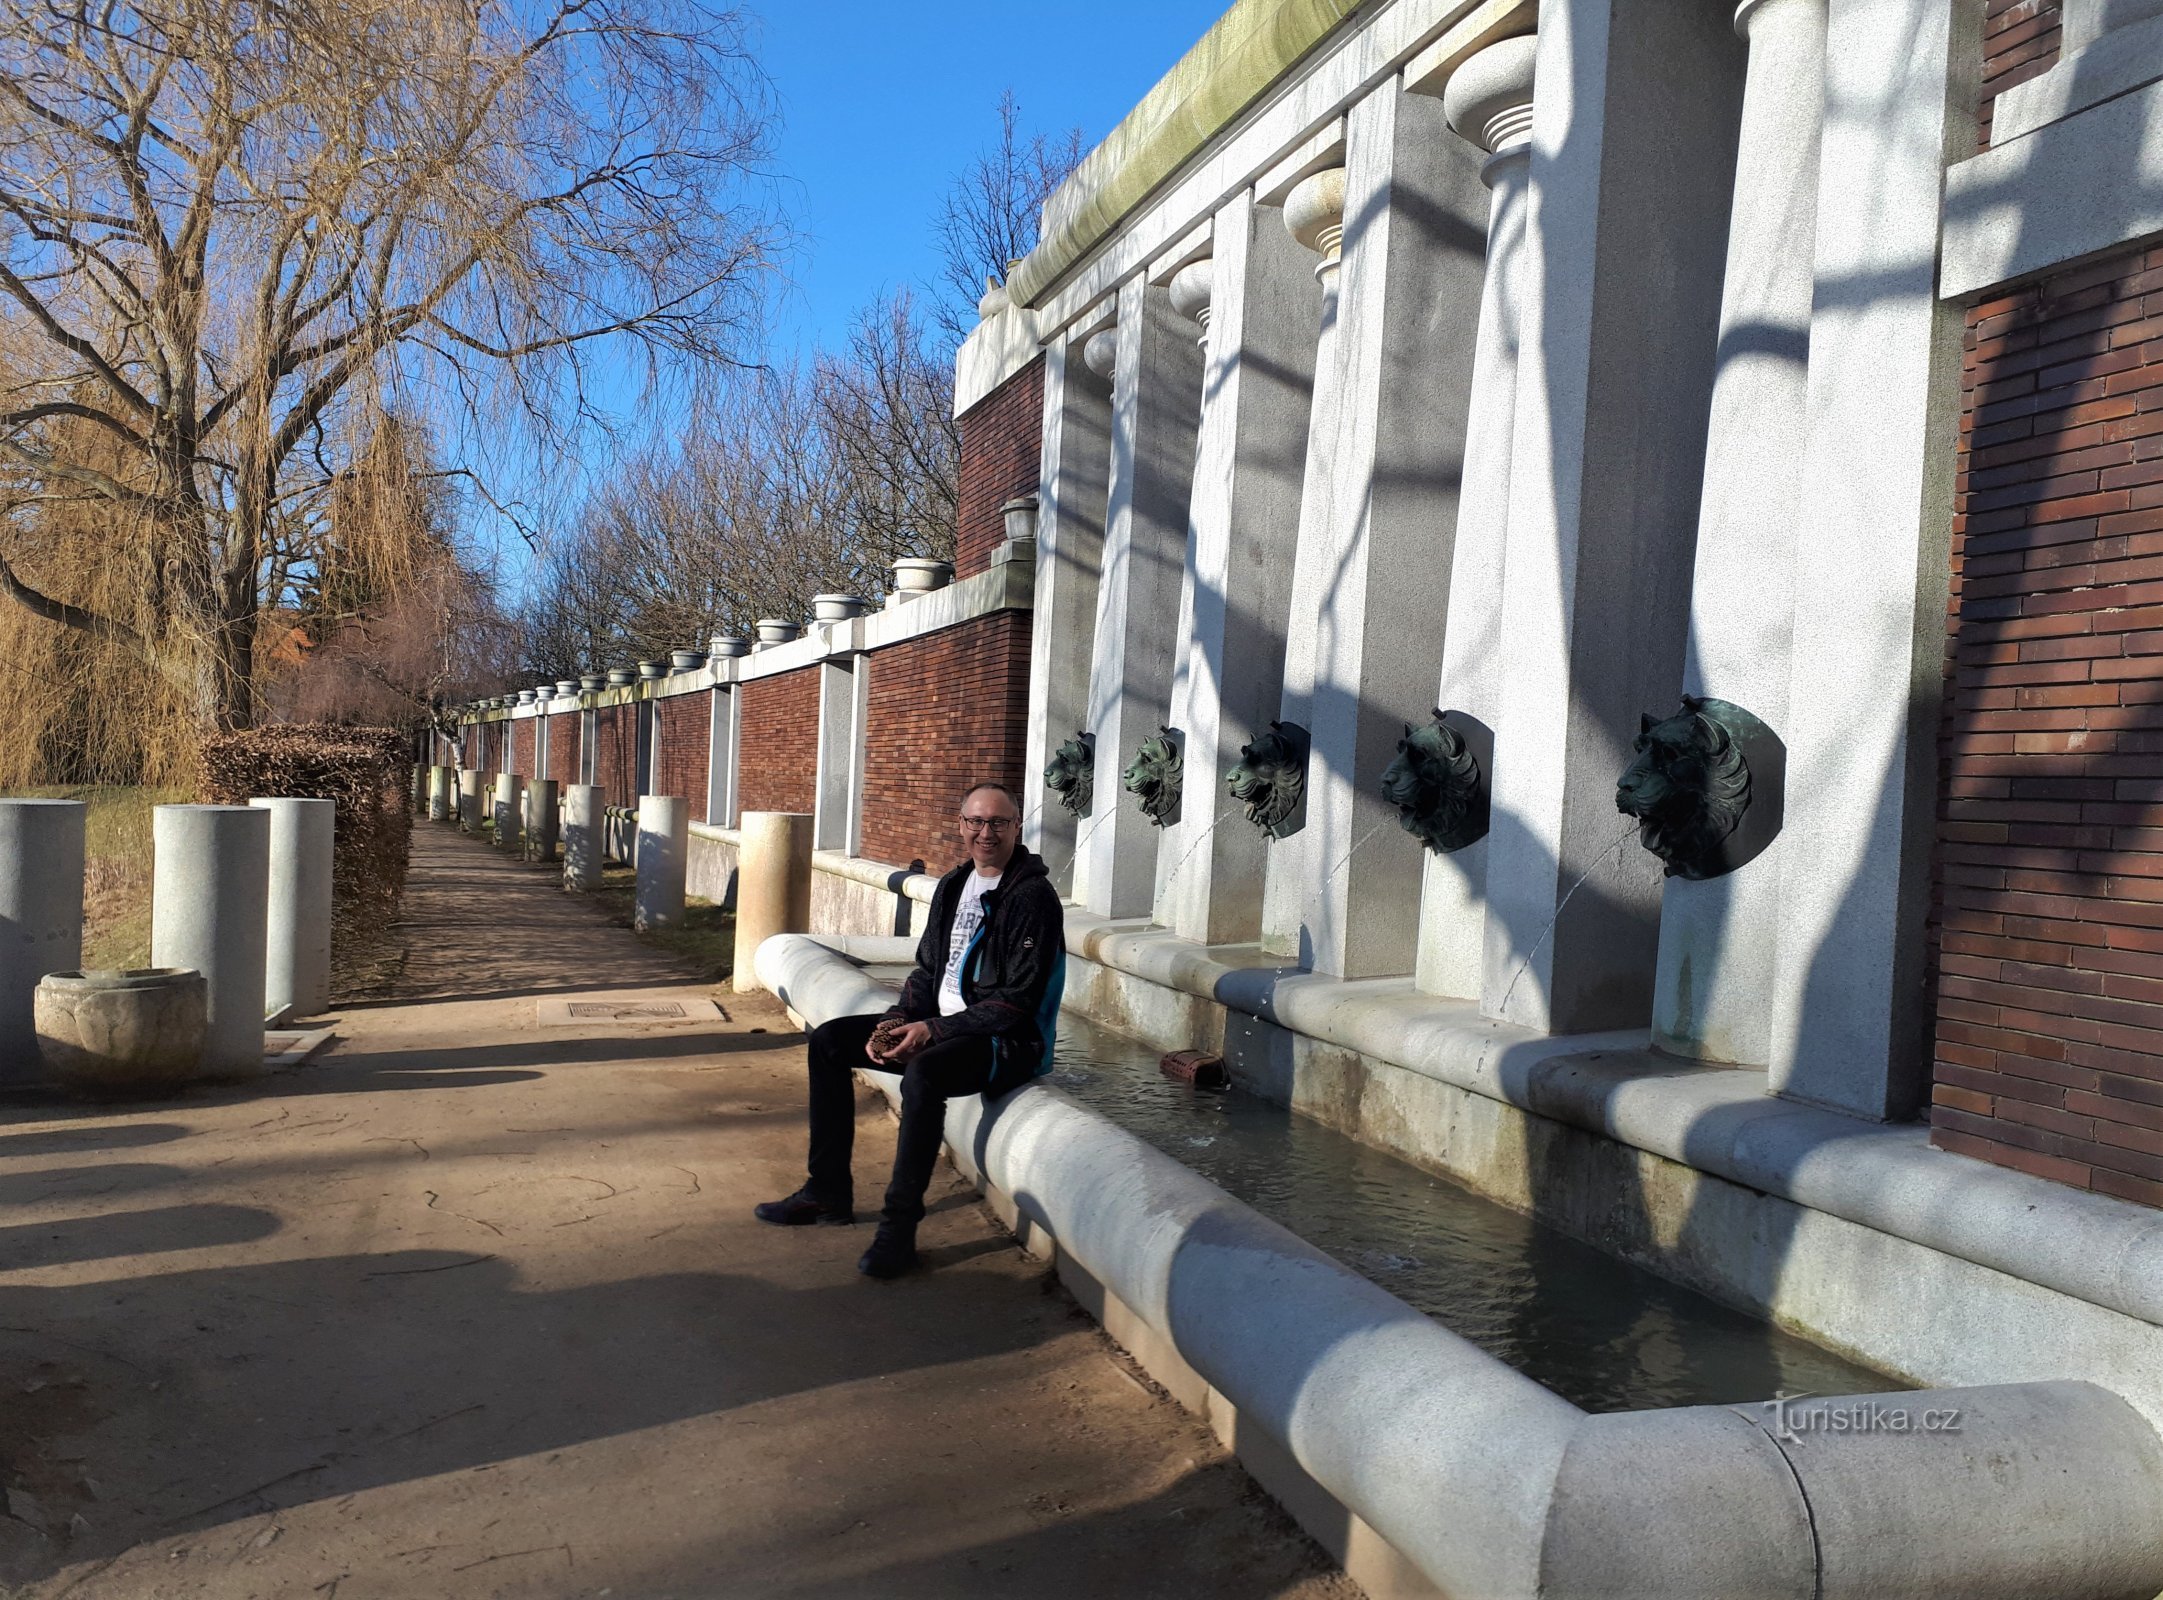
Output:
[
  {"xmin": 1414, "ymin": 33, "xmax": 1539, "ymax": 999},
  {"xmin": 1073, "ymin": 275, "xmax": 1204, "ymax": 919},
  {"xmin": 1154, "ymin": 194, "xmax": 1322, "ymax": 943},
  {"xmin": 1260, "ymin": 166, "xmax": 1349, "ymax": 961},
  {"xmin": 1653, "ymin": 0, "xmax": 1828, "ymax": 1066},
  {"xmin": 1768, "ymin": 0, "xmax": 1972, "ymax": 1119},
  {"xmin": 1262, "ymin": 80, "xmax": 1491, "ymax": 980},
  {"xmin": 1021, "ymin": 333, "xmax": 1114, "ymax": 894},
  {"xmin": 1478, "ymin": 1, "xmax": 1747, "ymax": 1034}
]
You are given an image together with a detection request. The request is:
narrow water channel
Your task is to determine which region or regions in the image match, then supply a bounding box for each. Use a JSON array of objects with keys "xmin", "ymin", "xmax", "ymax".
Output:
[{"xmin": 1049, "ymin": 1011, "xmax": 1894, "ymax": 1413}]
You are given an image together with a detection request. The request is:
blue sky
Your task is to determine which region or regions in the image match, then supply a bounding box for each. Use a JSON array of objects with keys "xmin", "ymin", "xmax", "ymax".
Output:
[{"xmin": 748, "ymin": 1, "xmax": 1229, "ymax": 355}]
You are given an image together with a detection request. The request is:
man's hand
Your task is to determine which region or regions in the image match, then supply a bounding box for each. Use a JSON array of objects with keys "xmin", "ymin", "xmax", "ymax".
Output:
[{"xmin": 867, "ymin": 1021, "xmax": 933, "ymax": 1064}]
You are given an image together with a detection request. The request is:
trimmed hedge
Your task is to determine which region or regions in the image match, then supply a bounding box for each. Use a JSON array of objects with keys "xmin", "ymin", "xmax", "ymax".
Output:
[{"xmin": 200, "ymin": 724, "xmax": 412, "ymax": 973}]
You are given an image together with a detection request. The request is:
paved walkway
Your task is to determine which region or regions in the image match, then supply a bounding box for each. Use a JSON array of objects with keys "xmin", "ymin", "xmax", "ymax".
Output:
[{"xmin": 0, "ymin": 825, "xmax": 1351, "ymax": 1599}]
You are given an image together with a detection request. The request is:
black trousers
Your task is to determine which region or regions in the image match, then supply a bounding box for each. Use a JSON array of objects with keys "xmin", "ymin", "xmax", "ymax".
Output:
[{"xmin": 804, "ymin": 1014, "xmax": 1006, "ymax": 1226}]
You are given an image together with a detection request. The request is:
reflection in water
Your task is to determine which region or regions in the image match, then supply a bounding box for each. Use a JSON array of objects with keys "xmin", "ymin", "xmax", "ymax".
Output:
[{"xmin": 1050, "ymin": 1013, "xmax": 1894, "ymax": 1413}]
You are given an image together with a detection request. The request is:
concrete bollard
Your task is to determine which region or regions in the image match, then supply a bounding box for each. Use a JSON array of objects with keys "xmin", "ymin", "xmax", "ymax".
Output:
[
  {"xmin": 457, "ymin": 768, "xmax": 483, "ymax": 831},
  {"xmin": 250, "ymin": 798, "xmax": 334, "ymax": 1021},
  {"xmin": 0, "ymin": 799, "xmax": 85, "ymax": 1082},
  {"xmin": 563, "ymin": 784, "xmax": 605, "ymax": 890},
  {"xmin": 635, "ymin": 796, "xmax": 690, "ymax": 931},
  {"xmin": 150, "ymin": 804, "xmax": 270, "ymax": 1077},
  {"xmin": 733, "ymin": 811, "xmax": 813, "ymax": 993},
  {"xmin": 428, "ymin": 765, "xmax": 454, "ymax": 822},
  {"xmin": 492, "ymin": 774, "xmax": 523, "ymax": 851},
  {"xmin": 526, "ymin": 779, "xmax": 561, "ymax": 863}
]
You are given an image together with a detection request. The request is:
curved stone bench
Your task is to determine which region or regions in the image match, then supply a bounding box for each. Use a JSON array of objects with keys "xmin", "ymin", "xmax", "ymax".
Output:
[{"xmin": 755, "ymin": 932, "xmax": 2163, "ymax": 1600}]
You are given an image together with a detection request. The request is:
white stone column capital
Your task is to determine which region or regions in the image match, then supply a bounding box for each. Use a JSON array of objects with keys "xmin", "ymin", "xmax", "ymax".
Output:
[
  {"xmin": 1442, "ymin": 33, "xmax": 1537, "ymax": 158},
  {"xmin": 1282, "ymin": 167, "xmax": 1347, "ymax": 276},
  {"xmin": 1735, "ymin": 0, "xmax": 1825, "ymax": 39},
  {"xmin": 1168, "ymin": 258, "xmax": 1213, "ymax": 349},
  {"xmin": 1081, "ymin": 326, "xmax": 1119, "ymax": 379}
]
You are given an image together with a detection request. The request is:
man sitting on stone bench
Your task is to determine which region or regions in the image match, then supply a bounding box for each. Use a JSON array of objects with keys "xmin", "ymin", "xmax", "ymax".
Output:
[{"xmin": 755, "ymin": 781, "xmax": 1067, "ymax": 1278}]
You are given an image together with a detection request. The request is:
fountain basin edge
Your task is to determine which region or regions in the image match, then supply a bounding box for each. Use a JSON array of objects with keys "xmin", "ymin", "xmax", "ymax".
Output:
[{"xmin": 754, "ymin": 933, "xmax": 2163, "ymax": 1600}]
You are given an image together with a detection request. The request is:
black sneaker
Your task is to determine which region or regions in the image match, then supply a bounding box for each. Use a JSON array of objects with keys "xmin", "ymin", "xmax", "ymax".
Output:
[
  {"xmin": 754, "ymin": 1187, "xmax": 854, "ymax": 1226},
  {"xmin": 857, "ymin": 1221, "xmax": 920, "ymax": 1279}
]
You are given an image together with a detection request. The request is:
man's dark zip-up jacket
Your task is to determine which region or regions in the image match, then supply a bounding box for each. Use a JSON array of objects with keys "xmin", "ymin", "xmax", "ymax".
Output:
[{"xmin": 883, "ymin": 844, "xmax": 1066, "ymax": 1092}]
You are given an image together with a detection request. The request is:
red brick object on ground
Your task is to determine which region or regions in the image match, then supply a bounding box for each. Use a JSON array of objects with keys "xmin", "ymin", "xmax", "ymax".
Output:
[
  {"xmin": 738, "ymin": 668, "xmax": 820, "ymax": 816},
  {"xmin": 859, "ymin": 610, "xmax": 1032, "ymax": 873},
  {"xmin": 1930, "ymin": 234, "xmax": 2163, "ymax": 1209},
  {"xmin": 955, "ymin": 358, "xmax": 1044, "ymax": 578}
]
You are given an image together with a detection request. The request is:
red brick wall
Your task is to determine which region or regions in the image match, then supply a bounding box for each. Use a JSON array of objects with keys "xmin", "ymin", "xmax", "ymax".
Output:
[
  {"xmin": 548, "ymin": 710, "xmax": 581, "ymax": 785},
  {"xmin": 512, "ymin": 718, "xmax": 536, "ymax": 779},
  {"xmin": 738, "ymin": 668, "xmax": 820, "ymax": 815},
  {"xmin": 954, "ymin": 357, "xmax": 1043, "ymax": 578},
  {"xmin": 1979, "ymin": 0, "xmax": 2060, "ymax": 148},
  {"xmin": 1929, "ymin": 238, "xmax": 2163, "ymax": 1207},
  {"xmin": 859, "ymin": 610, "xmax": 1033, "ymax": 872},
  {"xmin": 592, "ymin": 702, "xmax": 637, "ymax": 806},
  {"xmin": 652, "ymin": 691, "xmax": 712, "ymax": 810},
  {"xmin": 460, "ymin": 727, "xmax": 478, "ymax": 768}
]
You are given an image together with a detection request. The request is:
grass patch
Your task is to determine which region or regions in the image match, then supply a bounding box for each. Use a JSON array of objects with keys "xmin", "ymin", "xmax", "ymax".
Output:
[
  {"xmin": 6, "ymin": 784, "xmax": 191, "ymax": 971},
  {"xmin": 589, "ymin": 862, "xmax": 734, "ymax": 981}
]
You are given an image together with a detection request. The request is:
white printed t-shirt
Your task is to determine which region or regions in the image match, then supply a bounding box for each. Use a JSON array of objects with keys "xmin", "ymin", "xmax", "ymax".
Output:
[{"xmin": 937, "ymin": 870, "xmax": 1002, "ymax": 1017}]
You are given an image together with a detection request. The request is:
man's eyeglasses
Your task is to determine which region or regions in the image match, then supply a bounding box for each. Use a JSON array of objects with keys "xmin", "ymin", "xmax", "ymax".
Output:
[{"xmin": 959, "ymin": 816, "xmax": 1015, "ymax": 834}]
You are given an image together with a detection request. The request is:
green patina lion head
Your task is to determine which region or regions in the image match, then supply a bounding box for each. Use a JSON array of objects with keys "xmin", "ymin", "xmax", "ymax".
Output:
[
  {"xmin": 1226, "ymin": 722, "xmax": 1306, "ymax": 838},
  {"xmin": 1615, "ymin": 695, "xmax": 1755, "ymax": 880},
  {"xmin": 1044, "ymin": 732, "xmax": 1094, "ymax": 818},
  {"xmin": 1378, "ymin": 711, "xmax": 1487, "ymax": 854},
  {"xmin": 1122, "ymin": 728, "xmax": 1183, "ymax": 828}
]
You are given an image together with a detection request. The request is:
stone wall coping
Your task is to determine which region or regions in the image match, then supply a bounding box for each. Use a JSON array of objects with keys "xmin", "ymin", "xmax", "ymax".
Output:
[
  {"xmin": 1063, "ymin": 909, "xmax": 2163, "ymax": 1333},
  {"xmin": 455, "ymin": 552, "xmax": 1035, "ymax": 727},
  {"xmin": 1013, "ymin": 0, "xmax": 1530, "ymax": 336},
  {"xmin": 754, "ymin": 931, "xmax": 2163, "ymax": 1600},
  {"xmin": 1942, "ymin": 72, "xmax": 2163, "ymax": 298}
]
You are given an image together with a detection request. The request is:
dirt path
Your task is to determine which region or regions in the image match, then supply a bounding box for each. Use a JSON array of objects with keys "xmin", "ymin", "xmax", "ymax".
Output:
[{"xmin": 0, "ymin": 826, "xmax": 1353, "ymax": 1599}]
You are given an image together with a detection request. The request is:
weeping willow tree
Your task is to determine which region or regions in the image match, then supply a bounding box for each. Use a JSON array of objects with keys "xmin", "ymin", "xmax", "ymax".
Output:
[{"xmin": 0, "ymin": 0, "xmax": 777, "ymax": 743}]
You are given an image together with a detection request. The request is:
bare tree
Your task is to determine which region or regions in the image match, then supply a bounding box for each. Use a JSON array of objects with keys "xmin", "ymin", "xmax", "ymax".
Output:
[
  {"xmin": 0, "ymin": 0, "xmax": 778, "ymax": 732},
  {"xmin": 814, "ymin": 289, "xmax": 957, "ymax": 564},
  {"xmin": 931, "ymin": 90, "xmax": 1082, "ymax": 344}
]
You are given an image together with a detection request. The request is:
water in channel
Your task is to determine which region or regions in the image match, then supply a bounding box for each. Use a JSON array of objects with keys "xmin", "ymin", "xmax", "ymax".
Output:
[{"xmin": 1048, "ymin": 1011, "xmax": 1896, "ymax": 1414}]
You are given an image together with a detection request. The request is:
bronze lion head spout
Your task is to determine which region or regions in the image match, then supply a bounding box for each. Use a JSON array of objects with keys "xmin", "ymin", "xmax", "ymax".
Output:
[
  {"xmin": 1616, "ymin": 695, "xmax": 1766, "ymax": 880},
  {"xmin": 1379, "ymin": 710, "xmax": 1488, "ymax": 853},
  {"xmin": 1122, "ymin": 728, "xmax": 1183, "ymax": 828},
  {"xmin": 1044, "ymin": 732, "xmax": 1094, "ymax": 818},
  {"xmin": 1226, "ymin": 721, "xmax": 1307, "ymax": 838}
]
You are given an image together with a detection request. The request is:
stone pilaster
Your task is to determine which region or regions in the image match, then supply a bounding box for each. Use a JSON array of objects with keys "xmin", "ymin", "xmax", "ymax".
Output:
[
  {"xmin": 1155, "ymin": 192, "xmax": 1321, "ymax": 944},
  {"xmin": 1768, "ymin": 0, "xmax": 1974, "ymax": 1119},
  {"xmin": 1261, "ymin": 165, "xmax": 1349, "ymax": 962},
  {"xmin": 1262, "ymin": 82, "xmax": 1491, "ymax": 979},
  {"xmin": 1021, "ymin": 336, "xmax": 1113, "ymax": 897},
  {"xmin": 813, "ymin": 653, "xmax": 861, "ymax": 854},
  {"xmin": 1478, "ymin": 0, "xmax": 1746, "ymax": 1033},
  {"xmin": 1074, "ymin": 275, "xmax": 1204, "ymax": 919},
  {"xmin": 707, "ymin": 684, "xmax": 738, "ymax": 826},
  {"xmin": 1415, "ymin": 33, "xmax": 1538, "ymax": 1000},
  {"xmin": 1653, "ymin": 0, "xmax": 1828, "ymax": 1065}
]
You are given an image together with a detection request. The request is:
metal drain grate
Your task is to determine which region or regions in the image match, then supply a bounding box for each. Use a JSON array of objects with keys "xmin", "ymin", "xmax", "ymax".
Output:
[{"xmin": 566, "ymin": 1000, "xmax": 689, "ymax": 1020}]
